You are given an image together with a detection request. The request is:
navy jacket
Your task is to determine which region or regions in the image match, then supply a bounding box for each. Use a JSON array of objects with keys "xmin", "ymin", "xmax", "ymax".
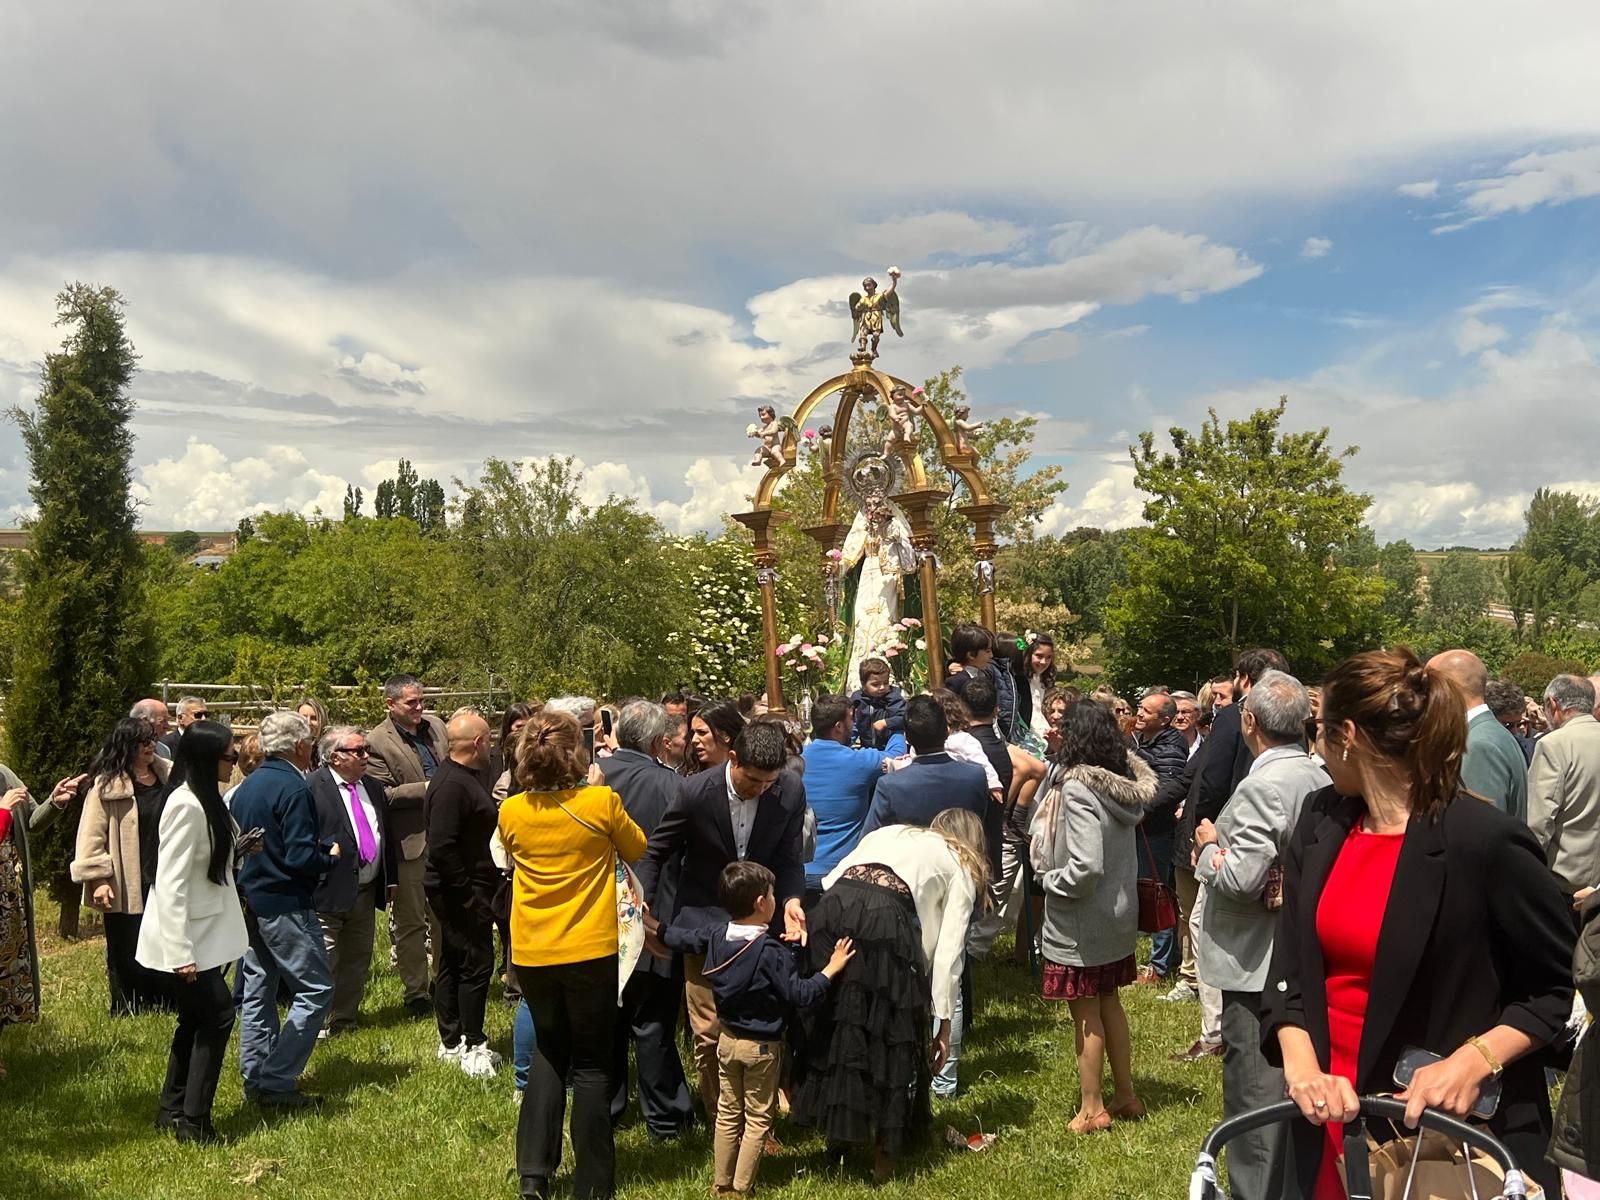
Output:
[
  {"xmin": 601, "ymin": 748, "xmax": 685, "ymax": 977},
  {"xmin": 1134, "ymin": 726, "xmax": 1190, "ymax": 838},
  {"xmin": 231, "ymin": 757, "xmax": 336, "ymax": 917},
  {"xmin": 661, "ymin": 923, "xmax": 830, "ymax": 1039},
  {"xmin": 849, "ymin": 686, "xmax": 907, "ymax": 750},
  {"xmin": 949, "ymin": 662, "xmax": 1020, "ymax": 741},
  {"xmin": 863, "ymin": 750, "xmax": 988, "ymax": 834}
]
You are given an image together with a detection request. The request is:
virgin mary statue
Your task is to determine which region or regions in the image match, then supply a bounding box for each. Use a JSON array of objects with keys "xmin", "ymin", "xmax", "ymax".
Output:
[{"xmin": 841, "ymin": 455, "xmax": 919, "ymax": 682}]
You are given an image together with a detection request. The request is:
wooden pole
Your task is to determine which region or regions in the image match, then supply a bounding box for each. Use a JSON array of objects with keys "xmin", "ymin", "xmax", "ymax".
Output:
[{"xmin": 732, "ymin": 508, "xmax": 790, "ymax": 714}]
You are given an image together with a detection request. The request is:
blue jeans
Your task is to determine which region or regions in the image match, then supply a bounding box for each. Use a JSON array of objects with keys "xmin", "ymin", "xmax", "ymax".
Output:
[
  {"xmin": 1139, "ymin": 828, "xmax": 1178, "ymax": 978},
  {"xmin": 931, "ymin": 966, "xmax": 965, "ymax": 1098},
  {"xmin": 239, "ymin": 909, "xmax": 334, "ymax": 1096},
  {"xmin": 514, "ymin": 998, "xmax": 537, "ymax": 1092}
]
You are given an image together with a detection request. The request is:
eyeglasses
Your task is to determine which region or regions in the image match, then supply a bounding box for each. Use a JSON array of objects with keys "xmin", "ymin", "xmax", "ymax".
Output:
[
  {"xmin": 339, "ymin": 745, "xmax": 371, "ymax": 756},
  {"xmin": 221, "ymin": 751, "xmax": 239, "ymax": 764}
]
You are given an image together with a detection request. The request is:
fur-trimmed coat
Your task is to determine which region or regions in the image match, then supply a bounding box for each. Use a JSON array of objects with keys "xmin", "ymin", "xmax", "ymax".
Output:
[
  {"xmin": 70, "ymin": 757, "xmax": 172, "ymax": 915},
  {"xmin": 1031, "ymin": 753, "xmax": 1156, "ymax": 969}
]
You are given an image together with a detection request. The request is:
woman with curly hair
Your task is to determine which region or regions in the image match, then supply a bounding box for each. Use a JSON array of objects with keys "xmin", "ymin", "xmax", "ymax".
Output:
[{"xmin": 1034, "ymin": 699, "xmax": 1156, "ymax": 1133}]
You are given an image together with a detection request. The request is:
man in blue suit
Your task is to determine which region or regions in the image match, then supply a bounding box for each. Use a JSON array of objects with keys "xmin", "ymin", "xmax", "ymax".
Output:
[
  {"xmin": 800, "ymin": 693, "xmax": 907, "ymax": 904},
  {"xmin": 863, "ymin": 695, "xmax": 987, "ymax": 834}
]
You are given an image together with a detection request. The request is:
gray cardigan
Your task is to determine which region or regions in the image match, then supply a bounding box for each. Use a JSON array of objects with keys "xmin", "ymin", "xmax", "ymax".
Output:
[{"xmin": 1032, "ymin": 754, "xmax": 1156, "ymax": 969}]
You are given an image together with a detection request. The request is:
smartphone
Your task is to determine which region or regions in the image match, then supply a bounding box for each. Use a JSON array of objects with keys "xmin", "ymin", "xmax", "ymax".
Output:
[
  {"xmin": 1394, "ymin": 1045, "xmax": 1500, "ymax": 1119},
  {"xmin": 236, "ymin": 826, "xmax": 267, "ymax": 857},
  {"xmin": 600, "ymin": 709, "xmax": 614, "ymax": 739}
]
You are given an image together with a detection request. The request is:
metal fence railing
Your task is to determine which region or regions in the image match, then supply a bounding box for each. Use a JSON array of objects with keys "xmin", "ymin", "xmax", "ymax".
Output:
[{"xmin": 155, "ymin": 679, "xmax": 511, "ymax": 733}]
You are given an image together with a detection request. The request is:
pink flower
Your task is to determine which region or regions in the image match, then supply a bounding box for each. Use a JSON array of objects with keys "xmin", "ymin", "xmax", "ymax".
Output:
[
  {"xmin": 800, "ymin": 643, "xmax": 812, "ymax": 654},
  {"xmin": 802, "ymin": 428, "xmax": 816, "ymax": 440},
  {"xmin": 884, "ymin": 647, "xmax": 898, "ymax": 658},
  {"xmin": 826, "ymin": 549, "xmax": 842, "ymax": 562},
  {"xmin": 795, "ymin": 663, "xmax": 809, "ymax": 673},
  {"xmin": 903, "ymin": 617, "xmax": 922, "ymax": 628},
  {"xmin": 815, "ymin": 634, "xmax": 830, "ymax": 645}
]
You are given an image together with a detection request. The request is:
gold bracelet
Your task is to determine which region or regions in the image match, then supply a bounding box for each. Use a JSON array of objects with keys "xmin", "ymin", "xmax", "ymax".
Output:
[{"xmin": 1465, "ymin": 1035, "xmax": 1503, "ymax": 1078}]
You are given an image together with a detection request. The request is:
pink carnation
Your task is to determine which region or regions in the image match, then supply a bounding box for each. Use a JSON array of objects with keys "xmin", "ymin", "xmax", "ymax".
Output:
[
  {"xmin": 802, "ymin": 428, "xmax": 816, "ymax": 440},
  {"xmin": 826, "ymin": 549, "xmax": 843, "ymax": 562},
  {"xmin": 884, "ymin": 647, "xmax": 898, "ymax": 658},
  {"xmin": 795, "ymin": 663, "xmax": 809, "ymax": 673}
]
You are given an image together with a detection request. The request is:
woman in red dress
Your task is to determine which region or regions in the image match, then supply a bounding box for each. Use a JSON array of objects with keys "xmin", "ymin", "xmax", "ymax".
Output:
[{"xmin": 1262, "ymin": 648, "xmax": 1575, "ymax": 1198}]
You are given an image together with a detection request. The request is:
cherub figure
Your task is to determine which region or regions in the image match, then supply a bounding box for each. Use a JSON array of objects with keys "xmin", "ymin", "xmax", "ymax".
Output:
[
  {"xmin": 849, "ymin": 267, "xmax": 903, "ymax": 357},
  {"xmin": 953, "ymin": 403, "xmax": 985, "ymax": 454},
  {"xmin": 883, "ymin": 384, "xmax": 925, "ymax": 456},
  {"xmin": 747, "ymin": 405, "xmax": 784, "ymax": 469}
]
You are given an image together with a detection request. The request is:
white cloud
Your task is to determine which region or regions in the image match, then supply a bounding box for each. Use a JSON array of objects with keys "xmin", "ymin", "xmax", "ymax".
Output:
[
  {"xmin": 1300, "ymin": 236, "xmax": 1333, "ymax": 260},
  {"xmin": 1397, "ymin": 180, "xmax": 1440, "ymax": 199},
  {"xmin": 1454, "ymin": 317, "xmax": 1506, "ymax": 355},
  {"xmin": 1460, "ymin": 146, "xmax": 1600, "ymax": 219},
  {"xmin": 1039, "ymin": 462, "xmax": 1145, "ymax": 535},
  {"xmin": 133, "ymin": 438, "xmax": 348, "ymax": 528},
  {"xmin": 838, "ymin": 212, "xmax": 1026, "ymax": 265},
  {"xmin": 1017, "ymin": 330, "xmax": 1082, "ymax": 364},
  {"xmin": 573, "ymin": 455, "xmax": 751, "ymax": 534}
]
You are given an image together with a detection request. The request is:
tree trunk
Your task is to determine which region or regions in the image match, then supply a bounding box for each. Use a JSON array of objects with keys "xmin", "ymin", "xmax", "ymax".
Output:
[{"xmin": 56, "ymin": 894, "xmax": 80, "ymax": 939}]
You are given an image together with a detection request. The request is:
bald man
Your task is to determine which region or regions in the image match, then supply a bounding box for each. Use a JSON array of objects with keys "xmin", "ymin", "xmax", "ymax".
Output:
[
  {"xmin": 130, "ymin": 698, "xmax": 175, "ymax": 760},
  {"xmin": 1429, "ymin": 650, "xmax": 1529, "ymax": 821},
  {"xmin": 423, "ymin": 712, "xmax": 503, "ymax": 1076}
]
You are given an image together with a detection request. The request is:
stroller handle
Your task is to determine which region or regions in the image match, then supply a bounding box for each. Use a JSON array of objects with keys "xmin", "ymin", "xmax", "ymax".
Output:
[{"xmin": 1190, "ymin": 1097, "xmax": 1530, "ymax": 1200}]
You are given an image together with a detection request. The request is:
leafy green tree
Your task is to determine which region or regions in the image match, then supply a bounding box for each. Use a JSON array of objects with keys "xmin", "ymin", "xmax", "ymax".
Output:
[
  {"xmin": 417, "ymin": 479, "xmax": 447, "ymax": 534},
  {"xmin": 236, "ymin": 514, "xmax": 256, "ymax": 543},
  {"xmin": 373, "ymin": 478, "xmax": 396, "ymax": 518},
  {"xmin": 165, "ymin": 529, "xmax": 202, "ymax": 558},
  {"xmin": 1014, "ymin": 530, "xmax": 1131, "ymax": 635},
  {"xmin": 1103, "ymin": 398, "xmax": 1384, "ymax": 690},
  {"xmin": 343, "ymin": 484, "xmax": 363, "ymax": 519},
  {"xmin": 1502, "ymin": 651, "xmax": 1587, "ymax": 698},
  {"xmin": 1376, "ymin": 539, "xmax": 1423, "ymax": 629},
  {"xmin": 5, "ymin": 284, "xmax": 154, "ymax": 934},
  {"xmin": 1426, "ymin": 551, "xmax": 1497, "ymax": 621}
]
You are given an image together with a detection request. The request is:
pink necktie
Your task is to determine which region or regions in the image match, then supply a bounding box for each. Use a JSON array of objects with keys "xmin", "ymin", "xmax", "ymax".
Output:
[{"xmin": 346, "ymin": 783, "xmax": 377, "ymax": 865}]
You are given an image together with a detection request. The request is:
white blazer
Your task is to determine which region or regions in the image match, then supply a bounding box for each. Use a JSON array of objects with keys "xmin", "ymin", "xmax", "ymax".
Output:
[{"xmin": 136, "ymin": 785, "xmax": 249, "ymax": 974}]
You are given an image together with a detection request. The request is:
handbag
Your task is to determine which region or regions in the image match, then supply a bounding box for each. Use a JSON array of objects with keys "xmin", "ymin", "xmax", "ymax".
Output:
[
  {"xmin": 1137, "ymin": 827, "xmax": 1177, "ymax": 934},
  {"xmin": 1338, "ymin": 1126, "xmax": 1545, "ymax": 1199},
  {"xmin": 1261, "ymin": 860, "xmax": 1285, "ymax": 912},
  {"xmin": 554, "ymin": 798, "xmax": 646, "ymax": 1005}
]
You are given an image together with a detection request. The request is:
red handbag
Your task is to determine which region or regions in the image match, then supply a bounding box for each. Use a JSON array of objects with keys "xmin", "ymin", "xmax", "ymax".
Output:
[{"xmin": 1137, "ymin": 828, "xmax": 1178, "ymax": 934}]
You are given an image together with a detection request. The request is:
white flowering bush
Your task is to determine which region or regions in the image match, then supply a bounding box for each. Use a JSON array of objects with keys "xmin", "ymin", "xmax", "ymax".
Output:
[
  {"xmin": 865, "ymin": 617, "xmax": 929, "ymax": 691},
  {"xmin": 662, "ymin": 534, "xmax": 768, "ymax": 697}
]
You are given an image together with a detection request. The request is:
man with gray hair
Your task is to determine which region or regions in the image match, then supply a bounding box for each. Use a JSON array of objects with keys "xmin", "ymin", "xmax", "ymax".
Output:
[
  {"xmin": 131, "ymin": 698, "xmax": 175, "ymax": 760},
  {"xmin": 1428, "ymin": 650, "xmax": 1528, "ymax": 820},
  {"xmin": 545, "ymin": 695, "xmax": 599, "ymax": 749},
  {"xmin": 231, "ymin": 711, "xmax": 339, "ymax": 1108},
  {"xmin": 366, "ymin": 673, "xmax": 449, "ymax": 1014},
  {"xmin": 1191, "ymin": 670, "xmax": 1330, "ymax": 1200},
  {"xmin": 159, "ymin": 695, "xmax": 210, "ymax": 756},
  {"xmin": 599, "ymin": 700, "xmax": 695, "ymax": 1140},
  {"xmin": 1529, "ymin": 674, "xmax": 1600, "ymax": 898}
]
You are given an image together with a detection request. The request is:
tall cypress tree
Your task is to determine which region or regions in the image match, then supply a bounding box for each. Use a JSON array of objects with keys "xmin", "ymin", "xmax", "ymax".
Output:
[{"xmin": 6, "ymin": 284, "xmax": 154, "ymax": 935}]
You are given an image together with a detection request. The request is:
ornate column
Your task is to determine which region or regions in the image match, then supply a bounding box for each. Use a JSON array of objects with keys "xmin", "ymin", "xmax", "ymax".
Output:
[
  {"xmin": 732, "ymin": 507, "xmax": 790, "ymax": 713},
  {"xmin": 803, "ymin": 521, "xmax": 849, "ymax": 629},
  {"xmin": 959, "ymin": 502, "xmax": 1008, "ymax": 632},
  {"xmin": 894, "ymin": 487, "xmax": 950, "ymax": 688}
]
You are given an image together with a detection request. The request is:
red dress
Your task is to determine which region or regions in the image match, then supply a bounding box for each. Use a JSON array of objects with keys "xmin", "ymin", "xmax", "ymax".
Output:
[{"xmin": 1313, "ymin": 824, "xmax": 1405, "ymax": 1200}]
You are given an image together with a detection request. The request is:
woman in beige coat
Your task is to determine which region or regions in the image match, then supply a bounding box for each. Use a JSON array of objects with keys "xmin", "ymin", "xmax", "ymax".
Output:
[{"xmin": 71, "ymin": 717, "xmax": 172, "ymax": 1015}]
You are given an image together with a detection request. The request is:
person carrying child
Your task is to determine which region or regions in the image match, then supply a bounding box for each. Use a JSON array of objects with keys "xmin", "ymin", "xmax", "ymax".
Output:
[{"xmin": 649, "ymin": 862, "xmax": 854, "ymax": 1196}]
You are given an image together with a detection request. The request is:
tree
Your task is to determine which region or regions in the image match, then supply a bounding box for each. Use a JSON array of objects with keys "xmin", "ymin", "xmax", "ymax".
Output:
[
  {"xmin": 393, "ymin": 458, "xmax": 419, "ymax": 522},
  {"xmin": 1014, "ymin": 530, "xmax": 1131, "ymax": 635},
  {"xmin": 1103, "ymin": 398, "xmax": 1385, "ymax": 690},
  {"xmin": 1376, "ymin": 539, "xmax": 1423, "ymax": 629},
  {"xmin": 1426, "ymin": 551, "xmax": 1498, "ymax": 621},
  {"xmin": 1502, "ymin": 651, "xmax": 1586, "ymax": 698},
  {"xmin": 5, "ymin": 284, "xmax": 155, "ymax": 935},
  {"xmin": 343, "ymin": 484, "xmax": 363, "ymax": 520},
  {"xmin": 417, "ymin": 479, "xmax": 447, "ymax": 534},
  {"xmin": 236, "ymin": 514, "xmax": 256, "ymax": 543},
  {"xmin": 373, "ymin": 478, "xmax": 397, "ymax": 519},
  {"xmin": 165, "ymin": 529, "xmax": 202, "ymax": 559}
]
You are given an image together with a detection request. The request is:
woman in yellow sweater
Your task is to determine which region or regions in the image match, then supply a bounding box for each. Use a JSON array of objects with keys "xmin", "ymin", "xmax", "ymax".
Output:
[{"xmin": 498, "ymin": 711, "xmax": 647, "ymax": 1200}]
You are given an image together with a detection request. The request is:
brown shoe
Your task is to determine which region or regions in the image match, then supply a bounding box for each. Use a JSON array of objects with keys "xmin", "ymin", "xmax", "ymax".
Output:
[
  {"xmin": 1134, "ymin": 966, "xmax": 1165, "ymax": 986},
  {"xmin": 1169, "ymin": 1039, "xmax": 1224, "ymax": 1063},
  {"xmin": 763, "ymin": 1133, "xmax": 782, "ymax": 1156}
]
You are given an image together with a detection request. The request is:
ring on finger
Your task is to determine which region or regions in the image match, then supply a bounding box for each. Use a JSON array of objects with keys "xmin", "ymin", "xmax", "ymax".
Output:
[{"xmin": 1313, "ymin": 1100, "xmax": 1328, "ymax": 1110}]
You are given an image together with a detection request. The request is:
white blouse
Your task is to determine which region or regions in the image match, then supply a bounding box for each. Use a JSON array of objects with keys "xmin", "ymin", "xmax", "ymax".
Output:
[
  {"xmin": 825, "ymin": 826, "xmax": 978, "ymax": 1021},
  {"xmin": 889, "ymin": 732, "xmax": 1003, "ymax": 794}
]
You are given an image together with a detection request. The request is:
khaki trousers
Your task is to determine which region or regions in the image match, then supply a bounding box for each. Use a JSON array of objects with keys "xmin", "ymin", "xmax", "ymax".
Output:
[
  {"xmin": 392, "ymin": 854, "xmax": 438, "ymax": 1003},
  {"xmin": 318, "ymin": 884, "xmax": 377, "ymax": 1027},
  {"xmin": 1174, "ymin": 869, "xmax": 1201, "ymax": 987},
  {"xmin": 714, "ymin": 1033, "xmax": 780, "ymax": 1193},
  {"xmin": 684, "ymin": 953, "xmax": 723, "ymax": 1116}
]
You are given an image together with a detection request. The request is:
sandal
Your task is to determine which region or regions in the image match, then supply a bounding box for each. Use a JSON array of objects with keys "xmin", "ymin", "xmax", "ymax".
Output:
[
  {"xmin": 1068, "ymin": 1110, "xmax": 1113, "ymax": 1134},
  {"xmin": 1109, "ymin": 1098, "xmax": 1147, "ymax": 1120}
]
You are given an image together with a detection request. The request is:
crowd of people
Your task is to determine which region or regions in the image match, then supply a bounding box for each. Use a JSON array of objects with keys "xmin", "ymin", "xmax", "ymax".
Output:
[{"xmin": 3, "ymin": 629, "xmax": 1600, "ymax": 1198}]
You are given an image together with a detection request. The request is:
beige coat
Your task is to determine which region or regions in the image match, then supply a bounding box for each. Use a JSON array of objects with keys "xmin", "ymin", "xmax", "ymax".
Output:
[{"xmin": 70, "ymin": 757, "xmax": 171, "ymax": 914}]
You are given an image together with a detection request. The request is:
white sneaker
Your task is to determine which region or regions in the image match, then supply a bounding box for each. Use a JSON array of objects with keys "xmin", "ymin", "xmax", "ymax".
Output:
[
  {"xmin": 1160, "ymin": 982, "xmax": 1200, "ymax": 1003},
  {"xmin": 437, "ymin": 1040, "xmax": 465, "ymax": 1062},
  {"xmin": 512, "ymin": 1088, "xmax": 524, "ymax": 1105},
  {"xmin": 460, "ymin": 1043, "xmax": 502, "ymax": 1079}
]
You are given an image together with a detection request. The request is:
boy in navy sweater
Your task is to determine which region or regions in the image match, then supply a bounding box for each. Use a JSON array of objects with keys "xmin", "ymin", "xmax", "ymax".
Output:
[
  {"xmin": 650, "ymin": 862, "xmax": 853, "ymax": 1196},
  {"xmin": 849, "ymin": 656, "xmax": 906, "ymax": 750}
]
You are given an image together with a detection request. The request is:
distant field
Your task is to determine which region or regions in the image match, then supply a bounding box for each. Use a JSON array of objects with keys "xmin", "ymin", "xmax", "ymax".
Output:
[{"xmin": 1413, "ymin": 549, "xmax": 1510, "ymax": 575}]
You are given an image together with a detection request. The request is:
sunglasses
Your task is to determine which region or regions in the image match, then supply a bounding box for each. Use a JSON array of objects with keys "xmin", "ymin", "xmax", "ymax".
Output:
[
  {"xmin": 339, "ymin": 745, "xmax": 371, "ymax": 756},
  {"xmin": 222, "ymin": 751, "xmax": 239, "ymax": 764}
]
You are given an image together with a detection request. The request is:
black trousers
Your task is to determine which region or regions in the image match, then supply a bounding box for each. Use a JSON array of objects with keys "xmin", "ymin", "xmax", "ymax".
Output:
[
  {"xmin": 105, "ymin": 911, "xmax": 171, "ymax": 1016},
  {"xmin": 158, "ymin": 967, "xmax": 236, "ymax": 1122},
  {"xmin": 515, "ymin": 957, "xmax": 618, "ymax": 1200},
  {"xmin": 428, "ymin": 892, "xmax": 495, "ymax": 1049},
  {"xmin": 610, "ymin": 966, "xmax": 694, "ymax": 1138}
]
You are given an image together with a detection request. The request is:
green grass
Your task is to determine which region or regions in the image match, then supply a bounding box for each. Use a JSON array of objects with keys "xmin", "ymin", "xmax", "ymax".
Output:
[{"xmin": 4, "ymin": 915, "xmax": 1224, "ymax": 1199}]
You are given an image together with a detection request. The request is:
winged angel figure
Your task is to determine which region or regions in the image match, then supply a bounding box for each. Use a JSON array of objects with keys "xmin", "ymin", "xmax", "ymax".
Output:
[{"xmin": 849, "ymin": 267, "xmax": 903, "ymax": 356}]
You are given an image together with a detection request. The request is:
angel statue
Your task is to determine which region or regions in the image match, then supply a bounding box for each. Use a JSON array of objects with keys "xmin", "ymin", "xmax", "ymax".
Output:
[
  {"xmin": 849, "ymin": 267, "xmax": 903, "ymax": 357},
  {"xmin": 883, "ymin": 384, "xmax": 925, "ymax": 456},
  {"xmin": 953, "ymin": 403, "xmax": 985, "ymax": 453},
  {"xmin": 840, "ymin": 453, "xmax": 919, "ymax": 683},
  {"xmin": 746, "ymin": 405, "xmax": 795, "ymax": 470}
]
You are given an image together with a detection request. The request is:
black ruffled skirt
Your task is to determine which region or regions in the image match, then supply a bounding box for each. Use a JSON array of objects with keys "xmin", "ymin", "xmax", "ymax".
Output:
[{"xmin": 790, "ymin": 873, "xmax": 932, "ymax": 1153}]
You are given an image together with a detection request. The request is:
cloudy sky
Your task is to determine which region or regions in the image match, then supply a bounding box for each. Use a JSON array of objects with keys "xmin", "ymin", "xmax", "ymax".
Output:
[{"xmin": 2, "ymin": 1, "xmax": 1599, "ymax": 546}]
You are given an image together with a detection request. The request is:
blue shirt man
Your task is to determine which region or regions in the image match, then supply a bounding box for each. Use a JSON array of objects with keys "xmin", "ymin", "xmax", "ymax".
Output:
[{"xmin": 800, "ymin": 694, "xmax": 906, "ymax": 897}]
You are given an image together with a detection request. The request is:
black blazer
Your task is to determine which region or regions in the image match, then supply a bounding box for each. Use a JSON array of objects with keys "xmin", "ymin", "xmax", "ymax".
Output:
[
  {"xmin": 601, "ymin": 749, "xmax": 684, "ymax": 978},
  {"xmin": 1261, "ymin": 787, "xmax": 1575, "ymax": 1196},
  {"xmin": 1175, "ymin": 705, "xmax": 1253, "ymax": 865},
  {"xmin": 308, "ymin": 767, "xmax": 399, "ymax": 914},
  {"xmin": 637, "ymin": 765, "xmax": 806, "ymax": 934}
]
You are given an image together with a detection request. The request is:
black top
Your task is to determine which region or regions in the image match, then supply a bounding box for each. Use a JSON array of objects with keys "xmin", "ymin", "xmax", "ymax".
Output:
[
  {"xmin": 422, "ymin": 759, "xmax": 501, "ymax": 912},
  {"xmin": 1134, "ymin": 726, "xmax": 1189, "ymax": 837},
  {"xmin": 1260, "ymin": 786, "xmax": 1575, "ymax": 1195},
  {"xmin": 1174, "ymin": 703, "xmax": 1252, "ymax": 866},
  {"xmin": 134, "ymin": 776, "xmax": 164, "ymax": 901},
  {"xmin": 967, "ymin": 723, "xmax": 1015, "ymax": 798},
  {"xmin": 661, "ymin": 923, "xmax": 829, "ymax": 1040}
]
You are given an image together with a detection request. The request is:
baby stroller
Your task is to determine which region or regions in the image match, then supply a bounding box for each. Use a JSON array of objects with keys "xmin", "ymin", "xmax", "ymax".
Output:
[{"xmin": 1189, "ymin": 1097, "xmax": 1537, "ymax": 1199}]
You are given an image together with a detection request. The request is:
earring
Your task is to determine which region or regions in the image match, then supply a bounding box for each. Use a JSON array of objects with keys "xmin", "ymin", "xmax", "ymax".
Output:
[{"xmin": 1341, "ymin": 746, "xmax": 1348, "ymax": 764}]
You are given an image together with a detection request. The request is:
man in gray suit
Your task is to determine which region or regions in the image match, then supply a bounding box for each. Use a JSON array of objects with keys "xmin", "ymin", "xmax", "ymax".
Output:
[
  {"xmin": 1429, "ymin": 649, "xmax": 1529, "ymax": 820},
  {"xmin": 1530, "ymin": 674, "xmax": 1600, "ymax": 899},
  {"xmin": 1192, "ymin": 670, "xmax": 1330, "ymax": 1200}
]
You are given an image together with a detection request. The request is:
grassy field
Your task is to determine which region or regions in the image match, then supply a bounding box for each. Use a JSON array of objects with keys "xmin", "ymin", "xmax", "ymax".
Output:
[{"xmin": 4, "ymin": 913, "xmax": 1225, "ymax": 1200}]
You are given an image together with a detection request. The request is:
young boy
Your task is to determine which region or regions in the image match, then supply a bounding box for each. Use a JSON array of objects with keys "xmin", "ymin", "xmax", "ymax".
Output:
[
  {"xmin": 651, "ymin": 862, "xmax": 854, "ymax": 1197},
  {"xmin": 946, "ymin": 622, "xmax": 1017, "ymax": 737},
  {"xmin": 850, "ymin": 657, "xmax": 906, "ymax": 750}
]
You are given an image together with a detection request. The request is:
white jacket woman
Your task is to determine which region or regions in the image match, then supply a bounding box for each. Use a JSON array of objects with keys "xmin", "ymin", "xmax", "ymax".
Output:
[{"xmin": 136, "ymin": 783, "xmax": 248, "ymax": 975}]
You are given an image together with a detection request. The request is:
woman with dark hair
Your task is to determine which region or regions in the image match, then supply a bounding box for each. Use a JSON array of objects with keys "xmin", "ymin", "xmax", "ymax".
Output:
[
  {"xmin": 492, "ymin": 702, "xmax": 541, "ymax": 801},
  {"xmin": 1034, "ymin": 699, "xmax": 1156, "ymax": 1133},
  {"xmin": 685, "ymin": 700, "xmax": 745, "ymax": 775},
  {"xmin": 1263, "ymin": 648, "xmax": 1576, "ymax": 1199},
  {"xmin": 71, "ymin": 717, "xmax": 173, "ymax": 1015},
  {"xmin": 136, "ymin": 721, "xmax": 248, "ymax": 1143},
  {"xmin": 1014, "ymin": 634, "xmax": 1058, "ymax": 742}
]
